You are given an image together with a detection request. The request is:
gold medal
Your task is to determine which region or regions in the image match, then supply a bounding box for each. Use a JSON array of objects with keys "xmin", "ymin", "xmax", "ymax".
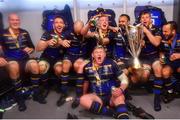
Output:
[
  {"xmin": 9, "ymin": 28, "xmax": 20, "ymax": 48},
  {"xmin": 96, "ymin": 80, "xmax": 101, "ymax": 86},
  {"xmin": 16, "ymin": 42, "xmax": 20, "ymax": 48}
]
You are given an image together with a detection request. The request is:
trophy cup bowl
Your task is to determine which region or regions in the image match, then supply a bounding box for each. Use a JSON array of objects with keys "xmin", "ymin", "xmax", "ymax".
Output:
[{"xmin": 126, "ymin": 24, "xmax": 144, "ymax": 69}]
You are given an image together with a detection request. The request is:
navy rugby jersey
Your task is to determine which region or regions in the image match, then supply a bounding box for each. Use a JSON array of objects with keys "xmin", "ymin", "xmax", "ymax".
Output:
[
  {"xmin": 84, "ymin": 58, "xmax": 122, "ymax": 96},
  {"xmin": 40, "ymin": 30, "xmax": 65, "ymax": 59},
  {"xmin": 114, "ymin": 29, "xmax": 129, "ymax": 59},
  {"xmin": 141, "ymin": 25, "xmax": 161, "ymax": 56},
  {"xmin": 96, "ymin": 30, "xmax": 115, "ymax": 57},
  {"xmin": 160, "ymin": 33, "xmax": 180, "ymax": 57},
  {"xmin": 65, "ymin": 31, "xmax": 87, "ymax": 57},
  {"xmin": 0, "ymin": 28, "xmax": 34, "ymax": 60}
]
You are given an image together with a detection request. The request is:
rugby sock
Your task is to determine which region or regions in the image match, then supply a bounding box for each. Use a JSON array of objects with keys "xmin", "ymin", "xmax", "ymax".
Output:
[
  {"xmin": 114, "ymin": 104, "xmax": 129, "ymax": 119},
  {"xmin": 60, "ymin": 72, "xmax": 69, "ymax": 94},
  {"xmin": 76, "ymin": 73, "xmax": 84, "ymax": 97},
  {"xmin": 164, "ymin": 78, "xmax": 173, "ymax": 93},
  {"xmin": 89, "ymin": 101, "xmax": 113, "ymax": 116},
  {"xmin": 12, "ymin": 78, "xmax": 22, "ymax": 95},
  {"xmin": 153, "ymin": 77, "xmax": 163, "ymax": 111},
  {"xmin": 153, "ymin": 77, "xmax": 163, "ymax": 95},
  {"xmin": 30, "ymin": 74, "xmax": 40, "ymax": 94}
]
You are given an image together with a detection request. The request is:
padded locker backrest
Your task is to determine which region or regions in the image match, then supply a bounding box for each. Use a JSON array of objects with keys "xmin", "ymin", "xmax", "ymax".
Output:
[
  {"xmin": 134, "ymin": 5, "xmax": 167, "ymax": 27},
  {"xmin": 41, "ymin": 4, "xmax": 73, "ymax": 32}
]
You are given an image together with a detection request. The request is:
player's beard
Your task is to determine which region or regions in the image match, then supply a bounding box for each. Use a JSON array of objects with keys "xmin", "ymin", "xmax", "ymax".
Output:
[
  {"xmin": 119, "ymin": 24, "xmax": 126, "ymax": 30},
  {"xmin": 165, "ymin": 33, "xmax": 174, "ymax": 41}
]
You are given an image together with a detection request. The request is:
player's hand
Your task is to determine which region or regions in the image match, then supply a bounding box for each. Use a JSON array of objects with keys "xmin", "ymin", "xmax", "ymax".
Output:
[
  {"xmin": 109, "ymin": 26, "xmax": 119, "ymax": 32},
  {"xmin": 170, "ymin": 53, "xmax": 180, "ymax": 61},
  {"xmin": 140, "ymin": 40, "xmax": 146, "ymax": 47},
  {"xmin": 142, "ymin": 25, "xmax": 149, "ymax": 34},
  {"xmin": 47, "ymin": 39, "xmax": 57, "ymax": 46},
  {"xmin": 0, "ymin": 57, "xmax": 8, "ymax": 67},
  {"xmin": 112, "ymin": 87, "xmax": 123, "ymax": 98},
  {"xmin": 23, "ymin": 47, "xmax": 34, "ymax": 54},
  {"xmin": 61, "ymin": 40, "xmax": 71, "ymax": 48}
]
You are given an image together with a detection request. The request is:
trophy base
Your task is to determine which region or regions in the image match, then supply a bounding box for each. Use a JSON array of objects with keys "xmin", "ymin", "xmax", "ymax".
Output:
[{"xmin": 133, "ymin": 58, "xmax": 142, "ymax": 69}]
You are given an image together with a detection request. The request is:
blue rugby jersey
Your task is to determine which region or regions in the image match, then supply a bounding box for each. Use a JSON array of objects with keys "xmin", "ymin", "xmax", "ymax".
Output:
[
  {"xmin": 141, "ymin": 25, "xmax": 161, "ymax": 56},
  {"xmin": 0, "ymin": 28, "xmax": 34, "ymax": 61},
  {"xmin": 40, "ymin": 30, "xmax": 65, "ymax": 59},
  {"xmin": 113, "ymin": 29, "xmax": 129, "ymax": 59},
  {"xmin": 84, "ymin": 58, "xmax": 122, "ymax": 96},
  {"xmin": 160, "ymin": 33, "xmax": 180, "ymax": 58}
]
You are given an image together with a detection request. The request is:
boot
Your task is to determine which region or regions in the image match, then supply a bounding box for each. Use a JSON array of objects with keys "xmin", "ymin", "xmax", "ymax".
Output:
[
  {"xmin": 15, "ymin": 94, "xmax": 27, "ymax": 112},
  {"xmin": 56, "ymin": 93, "xmax": 67, "ymax": 107},
  {"xmin": 33, "ymin": 91, "xmax": 47, "ymax": 104},
  {"xmin": 71, "ymin": 98, "xmax": 80, "ymax": 109},
  {"xmin": 162, "ymin": 92, "xmax": 174, "ymax": 103},
  {"xmin": 154, "ymin": 94, "xmax": 161, "ymax": 111}
]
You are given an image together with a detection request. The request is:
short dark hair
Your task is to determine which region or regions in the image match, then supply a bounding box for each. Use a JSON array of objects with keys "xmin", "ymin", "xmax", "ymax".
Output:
[
  {"xmin": 120, "ymin": 14, "xmax": 130, "ymax": 21},
  {"xmin": 164, "ymin": 21, "xmax": 177, "ymax": 31},
  {"xmin": 139, "ymin": 10, "xmax": 151, "ymax": 18}
]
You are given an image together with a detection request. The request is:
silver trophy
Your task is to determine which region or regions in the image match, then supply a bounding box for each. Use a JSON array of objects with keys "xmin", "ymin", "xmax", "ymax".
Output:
[{"xmin": 126, "ymin": 24, "xmax": 144, "ymax": 69}]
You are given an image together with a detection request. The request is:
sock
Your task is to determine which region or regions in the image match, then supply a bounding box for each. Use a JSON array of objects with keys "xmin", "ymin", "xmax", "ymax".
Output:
[
  {"xmin": 153, "ymin": 77, "xmax": 163, "ymax": 95},
  {"xmin": 153, "ymin": 77, "xmax": 163, "ymax": 109},
  {"xmin": 114, "ymin": 104, "xmax": 129, "ymax": 119},
  {"xmin": 12, "ymin": 78, "xmax": 22, "ymax": 95},
  {"xmin": 30, "ymin": 74, "xmax": 40, "ymax": 94},
  {"xmin": 89, "ymin": 101, "xmax": 113, "ymax": 116},
  {"xmin": 76, "ymin": 73, "xmax": 84, "ymax": 98},
  {"xmin": 60, "ymin": 72, "xmax": 69, "ymax": 94},
  {"xmin": 40, "ymin": 73, "xmax": 49, "ymax": 89},
  {"xmin": 11, "ymin": 78, "xmax": 25, "ymax": 105},
  {"xmin": 164, "ymin": 78, "xmax": 173, "ymax": 93}
]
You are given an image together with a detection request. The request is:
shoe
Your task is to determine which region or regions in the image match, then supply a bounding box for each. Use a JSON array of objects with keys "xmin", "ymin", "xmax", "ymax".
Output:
[
  {"xmin": 41, "ymin": 89, "xmax": 50, "ymax": 99},
  {"xmin": 56, "ymin": 94, "xmax": 67, "ymax": 107},
  {"xmin": 0, "ymin": 99, "xmax": 14, "ymax": 111},
  {"xmin": 0, "ymin": 109, "xmax": 4, "ymax": 119},
  {"xmin": 127, "ymin": 101, "xmax": 155, "ymax": 119},
  {"xmin": 71, "ymin": 98, "xmax": 80, "ymax": 109},
  {"xmin": 67, "ymin": 113, "xmax": 78, "ymax": 119},
  {"xmin": 9, "ymin": 99, "xmax": 17, "ymax": 108},
  {"xmin": 132, "ymin": 107, "xmax": 154, "ymax": 119},
  {"xmin": 126, "ymin": 101, "xmax": 136, "ymax": 111},
  {"xmin": 18, "ymin": 102, "xmax": 27, "ymax": 112},
  {"xmin": 162, "ymin": 92, "xmax": 174, "ymax": 103},
  {"xmin": 33, "ymin": 93, "xmax": 47, "ymax": 104},
  {"xmin": 174, "ymin": 91, "xmax": 180, "ymax": 98},
  {"xmin": 154, "ymin": 95, "xmax": 161, "ymax": 111},
  {"xmin": 125, "ymin": 92, "xmax": 133, "ymax": 100}
]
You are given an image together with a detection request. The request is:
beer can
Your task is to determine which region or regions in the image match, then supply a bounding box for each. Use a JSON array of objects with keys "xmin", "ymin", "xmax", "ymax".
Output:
[
  {"xmin": 161, "ymin": 55, "xmax": 166, "ymax": 64},
  {"xmin": 53, "ymin": 35, "xmax": 59, "ymax": 43}
]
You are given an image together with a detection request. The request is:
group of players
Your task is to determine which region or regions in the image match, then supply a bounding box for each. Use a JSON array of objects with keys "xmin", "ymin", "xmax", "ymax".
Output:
[{"xmin": 0, "ymin": 8, "xmax": 179, "ymax": 119}]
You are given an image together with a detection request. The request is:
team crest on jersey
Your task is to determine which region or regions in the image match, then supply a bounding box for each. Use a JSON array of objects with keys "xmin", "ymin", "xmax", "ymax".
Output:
[{"xmin": 164, "ymin": 43, "xmax": 169, "ymax": 48}]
